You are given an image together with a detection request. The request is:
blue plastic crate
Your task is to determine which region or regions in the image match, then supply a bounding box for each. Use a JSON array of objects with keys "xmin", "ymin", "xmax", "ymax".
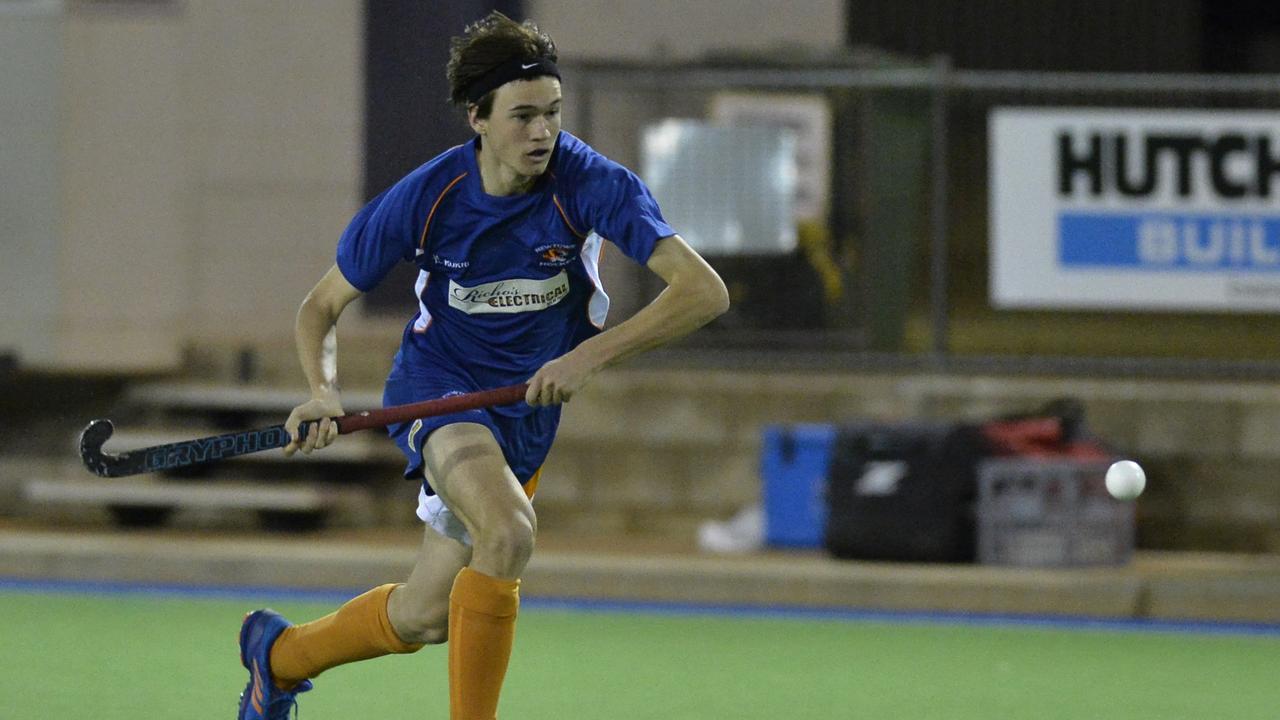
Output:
[{"xmin": 761, "ymin": 424, "xmax": 836, "ymax": 548}]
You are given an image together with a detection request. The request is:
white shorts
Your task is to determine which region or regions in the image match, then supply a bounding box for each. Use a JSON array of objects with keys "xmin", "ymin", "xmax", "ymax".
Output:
[
  {"xmin": 416, "ymin": 487, "xmax": 473, "ymax": 546},
  {"xmin": 415, "ymin": 469, "xmax": 539, "ymax": 546}
]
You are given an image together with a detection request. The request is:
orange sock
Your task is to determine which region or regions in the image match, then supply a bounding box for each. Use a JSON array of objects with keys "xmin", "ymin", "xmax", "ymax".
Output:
[
  {"xmin": 448, "ymin": 568, "xmax": 521, "ymax": 720},
  {"xmin": 269, "ymin": 583, "xmax": 424, "ymax": 689}
]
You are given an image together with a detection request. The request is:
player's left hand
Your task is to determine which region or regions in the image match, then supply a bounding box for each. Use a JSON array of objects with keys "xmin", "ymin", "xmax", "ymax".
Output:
[{"xmin": 526, "ymin": 349, "xmax": 599, "ymax": 406}]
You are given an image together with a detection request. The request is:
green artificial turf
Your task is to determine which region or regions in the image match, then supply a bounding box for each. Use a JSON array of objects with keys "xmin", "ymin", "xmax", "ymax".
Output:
[{"xmin": 2, "ymin": 590, "xmax": 1276, "ymax": 719}]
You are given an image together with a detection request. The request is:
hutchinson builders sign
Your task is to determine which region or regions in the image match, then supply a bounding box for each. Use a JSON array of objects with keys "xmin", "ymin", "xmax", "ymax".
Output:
[{"xmin": 990, "ymin": 108, "xmax": 1280, "ymax": 312}]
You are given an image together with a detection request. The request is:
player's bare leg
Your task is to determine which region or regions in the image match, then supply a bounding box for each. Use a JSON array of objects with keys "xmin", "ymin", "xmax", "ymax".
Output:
[
  {"xmin": 421, "ymin": 422, "xmax": 535, "ymax": 720},
  {"xmin": 386, "ymin": 520, "xmax": 473, "ymax": 644}
]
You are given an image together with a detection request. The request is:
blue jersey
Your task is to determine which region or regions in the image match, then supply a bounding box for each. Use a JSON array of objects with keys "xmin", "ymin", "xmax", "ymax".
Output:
[{"xmin": 336, "ymin": 130, "xmax": 674, "ymax": 405}]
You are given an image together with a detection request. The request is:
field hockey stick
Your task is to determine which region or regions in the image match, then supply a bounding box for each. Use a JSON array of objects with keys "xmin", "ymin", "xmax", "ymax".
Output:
[{"xmin": 78, "ymin": 383, "xmax": 529, "ymax": 478}]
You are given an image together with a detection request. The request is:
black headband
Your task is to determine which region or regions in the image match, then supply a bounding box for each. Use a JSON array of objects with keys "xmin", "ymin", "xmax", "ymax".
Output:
[{"xmin": 466, "ymin": 57, "xmax": 560, "ymax": 104}]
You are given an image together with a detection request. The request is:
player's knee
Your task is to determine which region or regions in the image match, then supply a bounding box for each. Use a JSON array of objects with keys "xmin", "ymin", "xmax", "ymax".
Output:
[{"xmin": 474, "ymin": 509, "xmax": 536, "ymax": 571}]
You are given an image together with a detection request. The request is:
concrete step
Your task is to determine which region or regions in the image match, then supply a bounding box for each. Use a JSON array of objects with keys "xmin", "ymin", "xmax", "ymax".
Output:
[
  {"xmin": 123, "ymin": 382, "xmax": 384, "ymax": 416},
  {"xmin": 25, "ymin": 478, "xmax": 343, "ymax": 512},
  {"xmin": 22, "ymin": 478, "xmax": 378, "ymax": 532},
  {"xmin": 1, "ymin": 525, "xmax": 1278, "ymax": 624}
]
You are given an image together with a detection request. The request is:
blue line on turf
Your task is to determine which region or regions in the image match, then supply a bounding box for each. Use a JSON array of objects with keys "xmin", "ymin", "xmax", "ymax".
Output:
[
  {"xmin": 523, "ymin": 596, "xmax": 1280, "ymax": 638},
  {"xmin": 2, "ymin": 575, "xmax": 1278, "ymax": 638}
]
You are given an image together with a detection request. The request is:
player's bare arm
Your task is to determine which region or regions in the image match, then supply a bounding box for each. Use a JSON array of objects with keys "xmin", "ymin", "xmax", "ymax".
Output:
[
  {"xmin": 525, "ymin": 234, "xmax": 729, "ymax": 406},
  {"xmin": 283, "ymin": 264, "xmax": 363, "ymax": 456}
]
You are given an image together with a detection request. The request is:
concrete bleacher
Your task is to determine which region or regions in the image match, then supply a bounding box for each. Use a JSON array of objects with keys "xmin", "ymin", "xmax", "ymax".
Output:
[
  {"xmin": 542, "ymin": 367, "xmax": 1280, "ymax": 553},
  {"xmin": 22, "ymin": 365, "xmax": 1280, "ymax": 553},
  {"xmin": 17, "ymin": 382, "xmax": 402, "ymax": 532},
  {"xmin": 5, "ymin": 362, "xmax": 1280, "ymax": 624},
  {"xmin": 23, "ymin": 477, "xmax": 373, "ymax": 531}
]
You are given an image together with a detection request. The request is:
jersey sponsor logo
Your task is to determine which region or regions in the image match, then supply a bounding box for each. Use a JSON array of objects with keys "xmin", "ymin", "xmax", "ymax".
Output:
[
  {"xmin": 536, "ymin": 243, "xmax": 577, "ymax": 267},
  {"xmin": 447, "ymin": 271, "xmax": 570, "ymax": 314},
  {"xmin": 433, "ymin": 254, "xmax": 470, "ymax": 271}
]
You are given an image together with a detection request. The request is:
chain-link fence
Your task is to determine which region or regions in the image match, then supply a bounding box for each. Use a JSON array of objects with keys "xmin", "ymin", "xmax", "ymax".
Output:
[{"xmin": 564, "ymin": 58, "xmax": 1280, "ymax": 378}]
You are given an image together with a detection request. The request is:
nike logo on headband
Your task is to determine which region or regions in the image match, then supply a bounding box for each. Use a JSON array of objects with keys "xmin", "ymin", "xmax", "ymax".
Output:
[{"xmin": 466, "ymin": 58, "xmax": 561, "ymax": 103}]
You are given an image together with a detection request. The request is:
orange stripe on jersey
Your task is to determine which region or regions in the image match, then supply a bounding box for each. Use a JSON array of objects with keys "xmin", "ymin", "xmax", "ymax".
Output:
[
  {"xmin": 419, "ymin": 172, "xmax": 468, "ymax": 249},
  {"xmin": 551, "ymin": 194, "xmax": 586, "ymax": 240}
]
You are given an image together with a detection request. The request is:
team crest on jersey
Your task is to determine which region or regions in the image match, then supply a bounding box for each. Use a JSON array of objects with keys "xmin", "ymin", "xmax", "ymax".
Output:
[
  {"xmin": 447, "ymin": 271, "xmax": 570, "ymax": 314},
  {"xmin": 535, "ymin": 243, "xmax": 578, "ymax": 268}
]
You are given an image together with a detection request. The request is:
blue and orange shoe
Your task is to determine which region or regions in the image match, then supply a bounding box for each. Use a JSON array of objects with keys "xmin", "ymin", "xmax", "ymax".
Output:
[{"xmin": 237, "ymin": 609, "xmax": 312, "ymax": 720}]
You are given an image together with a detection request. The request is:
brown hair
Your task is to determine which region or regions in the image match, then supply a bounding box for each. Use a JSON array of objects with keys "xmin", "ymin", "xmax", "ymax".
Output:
[{"xmin": 446, "ymin": 11, "xmax": 558, "ymax": 118}]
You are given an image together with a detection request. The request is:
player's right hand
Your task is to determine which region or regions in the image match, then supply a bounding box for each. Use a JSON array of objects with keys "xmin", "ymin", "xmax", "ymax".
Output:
[{"xmin": 284, "ymin": 393, "xmax": 344, "ymax": 457}]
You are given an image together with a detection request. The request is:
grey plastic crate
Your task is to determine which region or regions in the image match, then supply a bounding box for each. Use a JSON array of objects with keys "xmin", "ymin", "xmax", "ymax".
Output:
[{"xmin": 976, "ymin": 458, "xmax": 1135, "ymax": 567}]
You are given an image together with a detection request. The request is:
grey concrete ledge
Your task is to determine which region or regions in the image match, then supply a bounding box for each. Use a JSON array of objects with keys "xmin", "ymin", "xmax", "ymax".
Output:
[{"xmin": 2, "ymin": 528, "xmax": 1276, "ymax": 624}]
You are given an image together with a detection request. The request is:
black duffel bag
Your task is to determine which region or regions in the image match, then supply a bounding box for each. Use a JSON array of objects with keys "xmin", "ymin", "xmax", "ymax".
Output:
[{"xmin": 823, "ymin": 420, "xmax": 985, "ymax": 563}]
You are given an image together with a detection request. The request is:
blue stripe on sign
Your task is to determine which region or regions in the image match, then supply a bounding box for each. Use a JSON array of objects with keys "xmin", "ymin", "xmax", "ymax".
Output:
[
  {"xmin": 3, "ymin": 576, "xmax": 1279, "ymax": 638},
  {"xmin": 1058, "ymin": 212, "xmax": 1280, "ymax": 272},
  {"xmin": 1058, "ymin": 214, "xmax": 1141, "ymax": 265}
]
